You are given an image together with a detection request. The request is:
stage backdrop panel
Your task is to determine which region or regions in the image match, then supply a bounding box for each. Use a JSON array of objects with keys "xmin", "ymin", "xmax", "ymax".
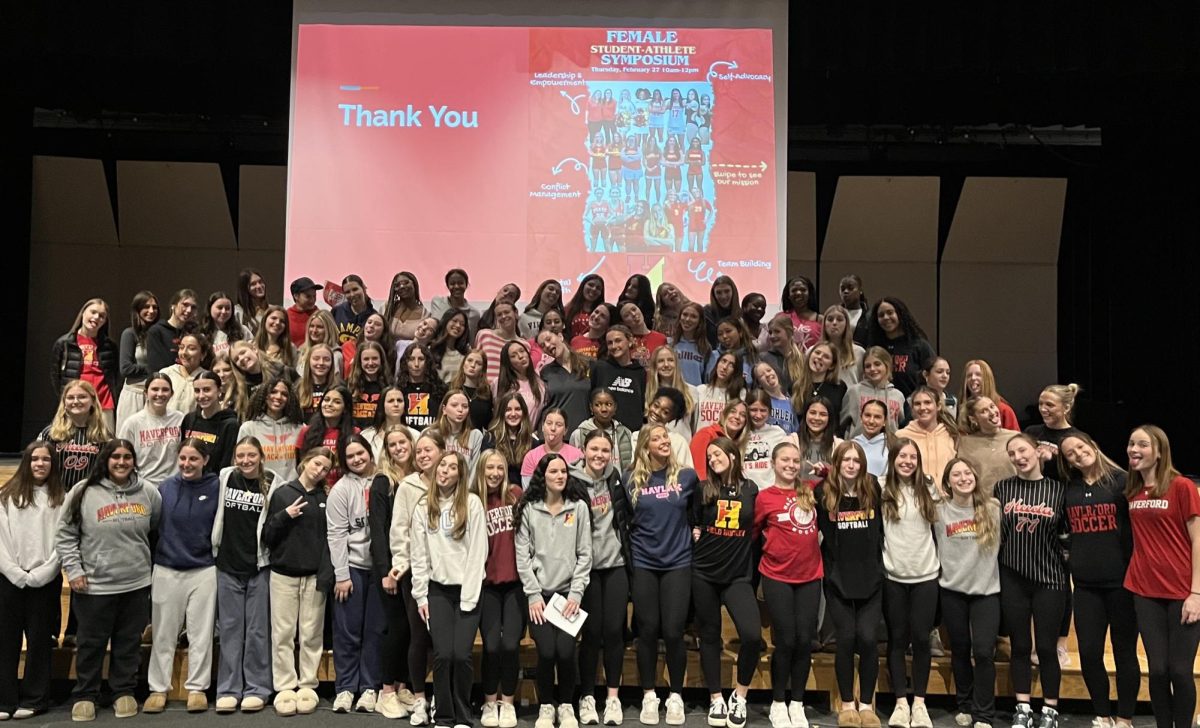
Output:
[
  {"xmin": 940, "ymin": 176, "xmax": 1067, "ymax": 419},
  {"xmin": 785, "ymin": 170, "xmax": 817, "ymax": 282}
]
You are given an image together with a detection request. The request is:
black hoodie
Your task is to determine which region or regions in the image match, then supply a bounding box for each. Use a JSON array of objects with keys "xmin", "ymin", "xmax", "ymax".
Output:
[
  {"xmin": 182, "ymin": 407, "xmax": 241, "ymax": 474},
  {"xmin": 261, "ymin": 479, "xmax": 333, "ymax": 590},
  {"xmin": 589, "ymin": 358, "xmax": 647, "ymax": 433}
]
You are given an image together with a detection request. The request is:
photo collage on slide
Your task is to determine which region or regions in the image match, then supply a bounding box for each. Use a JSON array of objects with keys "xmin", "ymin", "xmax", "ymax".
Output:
[{"xmin": 583, "ymin": 83, "xmax": 716, "ymax": 256}]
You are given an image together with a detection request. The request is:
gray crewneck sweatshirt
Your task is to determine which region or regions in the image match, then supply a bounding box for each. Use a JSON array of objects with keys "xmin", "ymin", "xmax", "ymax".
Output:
[
  {"xmin": 934, "ymin": 498, "xmax": 1001, "ymax": 595},
  {"xmin": 56, "ymin": 476, "xmax": 162, "ymax": 594},
  {"xmin": 327, "ymin": 471, "xmax": 374, "ymax": 580},
  {"xmin": 515, "ymin": 498, "xmax": 592, "ymax": 604},
  {"xmin": 0, "ymin": 486, "xmax": 63, "ymax": 588},
  {"xmin": 881, "ymin": 478, "xmax": 942, "ymax": 583}
]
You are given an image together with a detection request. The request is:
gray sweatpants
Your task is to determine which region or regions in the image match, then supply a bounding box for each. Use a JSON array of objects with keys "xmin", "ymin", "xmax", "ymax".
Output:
[
  {"xmin": 148, "ymin": 565, "xmax": 217, "ymax": 693},
  {"xmin": 216, "ymin": 569, "xmax": 273, "ymax": 699}
]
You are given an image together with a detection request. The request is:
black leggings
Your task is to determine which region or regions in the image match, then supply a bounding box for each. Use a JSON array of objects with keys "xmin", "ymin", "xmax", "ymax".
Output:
[
  {"xmin": 999, "ymin": 566, "xmax": 1066, "ymax": 700},
  {"xmin": 940, "ymin": 588, "xmax": 1000, "ymax": 725},
  {"xmin": 402, "ymin": 572, "xmax": 432, "ymax": 693},
  {"xmin": 1134, "ymin": 595, "xmax": 1200, "ymax": 728},
  {"xmin": 529, "ymin": 591, "xmax": 579, "ymax": 705},
  {"xmin": 427, "ymin": 582, "xmax": 480, "ymax": 727},
  {"xmin": 884, "ymin": 578, "xmax": 938, "ymax": 699},
  {"xmin": 692, "ymin": 576, "xmax": 763, "ymax": 693},
  {"xmin": 377, "ymin": 580, "xmax": 411, "ymax": 686},
  {"xmin": 579, "ymin": 567, "xmax": 629, "ymax": 695},
  {"xmin": 1075, "ymin": 585, "xmax": 1139, "ymax": 719},
  {"xmin": 480, "ymin": 582, "xmax": 525, "ymax": 697},
  {"xmin": 631, "ymin": 566, "xmax": 691, "ymax": 692},
  {"xmin": 825, "ymin": 585, "xmax": 883, "ymax": 705},
  {"xmin": 762, "ymin": 577, "xmax": 820, "ymax": 702}
]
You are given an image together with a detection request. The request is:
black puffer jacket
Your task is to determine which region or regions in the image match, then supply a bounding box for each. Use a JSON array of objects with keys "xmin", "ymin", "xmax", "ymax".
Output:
[{"xmin": 51, "ymin": 332, "xmax": 120, "ymax": 397}]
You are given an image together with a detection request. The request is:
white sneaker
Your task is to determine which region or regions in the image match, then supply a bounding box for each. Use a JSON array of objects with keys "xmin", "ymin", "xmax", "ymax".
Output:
[
  {"xmin": 536, "ymin": 704, "xmax": 557, "ymax": 728},
  {"xmin": 499, "ymin": 703, "xmax": 518, "ymax": 728},
  {"xmin": 13, "ymin": 710, "xmax": 36, "ymax": 721},
  {"xmin": 955, "ymin": 714, "xmax": 974, "ymax": 727},
  {"xmin": 769, "ymin": 701, "xmax": 793, "ymax": 728},
  {"xmin": 910, "ymin": 703, "xmax": 933, "ymax": 728},
  {"xmin": 727, "ymin": 695, "xmax": 747, "ymax": 728},
  {"xmin": 707, "ymin": 696, "xmax": 728, "ymax": 727},
  {"xmin": 1091, "ymin": 719, "xmax": 1114, "ymax": 728},
  {"xmin": 561, "ymin": 704, "xmax": 581, "ymax": 728},
  {"xmin": 377, "ymin": 692, "xmax": 410, "ymax": 719},
  {"xmin": 790, "ymin": 701, "xmax": 810, "ymax": 728},
  {"xmin": 889, "ymin": 702, "xmax": 911, "ymax": 728},
  {"xmin": 357, "ymin": 690, "xmax": 378, "ymax": 713},
  {"xmin": 929, "ymin": 629, "xmax": 946, "ymax": 657},
  {"xmin": 640, "ymin": 694, "xmax": 661, "ymax": 726},
  {"xmin": 580, "ymin": 696, "xmax": 600, "ymax": 726},
  {"xmin": 397, "ymin": 689, "xmax": 417, "ymax": 708},
  {"xmin": 665, "ymin": 695, "xmax": 685, "ymax": 726},
  {"xmin": 604, "ymin": 697, "xmax": 624, "ymax": 726},
  {"xmin": 410, "ymin": 698, "xmax": 430, "ymax": 726},
  {"xmin": 333, "ymin": 691, "xmax": 355, "ymax": 714},
  {"xmin": 482, "ymin": 701, "xmax": 500, "ymax": 728}
]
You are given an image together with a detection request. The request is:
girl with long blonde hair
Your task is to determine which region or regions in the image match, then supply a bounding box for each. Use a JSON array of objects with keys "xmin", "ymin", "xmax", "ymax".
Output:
[{"xmin": 39, "ymin": 380, "xmax": 110, "ymax": 490}]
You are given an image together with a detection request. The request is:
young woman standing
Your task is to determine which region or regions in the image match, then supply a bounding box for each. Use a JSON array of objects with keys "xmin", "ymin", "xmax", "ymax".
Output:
[
  {"xmin": 696, "ymin": 351, "xmax": 746, "ymax": 431},
  {"xmin": 327, "ymin": 435, "xmax": 385, "ymax": 713},
  {"xmin": 115, "ymin": 291, "xmax": 159, "ymax": 430},
  {"xmin": 781, "ymin": 276, "xmax": 823, "ymax": 351},
  {"xmin": 348, "ymin": 341, "xmax": 391, "ymax": 431},
  {"xmin": 430, "ymin": 310, "xmax": 472, "ymax": 385},
  {"xmin": 935, "ymin": 458, "xmax": 1001, "ymax": 728},
  {"xmin": 841, "ymin": 348, "xmax": 904, "ymax": 435},
  {"xmin": 742, "ymin": 390, "xmax": 790, "ymax": 490},
  {"xmin": 862, "ymin": 298, "xmax": 934, "ymax": 399},
  {"xmin": 690, "ymin": 399, "xmax": 749, "ymax": 481},
  {"xmin": 212, "ymin": 437, "xmax": 277, "ymax": 714},
  {"xmin": 296, "ymin": 343, "xmax": 342, "ymax": 420},
  {"xmin": 181, "ymin": 371, "xmax": 240, "ymax": 473},
  {"xmin": 958, "ymin": 361, "xmax": 1020, "ymax": 432},
  {"xmin": 691, "ymin": 438, "xmax": 761, "ymax": 728},
  {"xmin": 817, "ymin": 441, "xmax": 884, "ymax": 728},
  {"xmin": 571, "ymin": 303, "xmax": 616, "ymax": 360},
  {"xmin": 238, "ymin": 377, "xmax": 304, "ymax": 482},
  {"xmin": 702, "ymin": 276, "xmax": 740, "ymax": 347},
  {"xmin": 143, "ymin": 439, "xmax": 221, "ymax": 714},
  {"xmin": 570, "ymin": 389, "xmax": 635, "ymax": 474},
  {"xmin": 295, "ymin": 384, "xmax": 358, "ymax": 489},
  {"xmin": 476, "ymin": 302, "xmax": 526, "ymax": 385},
  {"xmin": 430, "ymin": 390, "xmax": 485, "ymax": 468},
  {"xmin": 475, "ymin": 450, "xmax": 523, "ymax": 728},
  {"xmin": 485, "ymin": 393, "xmax": 537, "ymax": 485},
  {"xmin": 793, "ymin": 343, "xmax": 847, "ymax": 426},
  {"xmin": 796, "ymin": 397, "xmax": 842, "ymax": 482},
  {"xmin": 627, "ymin": 425, "xmax": 699, "ymax": 726},
  {"xmin": 1124, "ymin": 426, "xmax": 1200, "ymax": 728},
  {"xmin": 516, "ymin": 454, "xmax": 592, "ymax": 728},
  {"xmin": 368, "ymin": 427, "xmax": 419, "ymax": 719},
  {"xmin": 397, "ymin": 344, "xmax": 447, "ymax": 432},
  {"xmin": 755, "ymin": 441, "xmax": 823, "ymax": 728},
  {"xmin": 920, "ymin": 357, "xmax": 956, "ymax": 419},
  {"xmin": 572, "ymin": 430, "xmax": 632, "ymax": 726},
  {"xmin": 564, "ymin": 275, "xmax": 606, "ymax": 339},
  {"xmin": 1059, "ymin": 434, "xmax": 1137, "ymax": 728},
  {"xmin": 262, "ymin": 447, "xmax": 334, "ymax": 717},
  {"xmin": 297, "ymin": 309, "xmax": 343, "ymax": 377},
  {"xmin": 428, "ymin": 269, "xmax": 481, "ymax": 341},
  {"xmin": 590, "ymin": 326, "xmax": 648, "ymax": 433},
  {"xmin": 332, "ymin": 275, "xmax": 377, "ymax": 345},
  {"xmin": 56, "ymin": 440, "xmax": 161, "ymax": 722},
  {"xmin": 956, "ymin": 398, "xmax": 1020, "ymax": 498},
  {"xmin": 519, "ymin": 280, "xmax": 565, "ymax": 339},
  {"xmin": 495, "ymin": 340, "xmax": 544, "ymax": 424},
  {"xmin": 880, "ymin": 440, "xmax": 941, "ymax": 728},
  {"xmin": 851, "ymin": 400, "xmax": 892, "ymax": 478},
  {"xmin": 645, "ymin": 347, "xmax": 698, "ymax": 438},
  {"xmin": 1025, "ymin": 384, "xmax": 1084, "ymax": 482},
  {"xmin": 673, "ymin": 302, "xmax": 715, "ymax": 386},
  {"xmin": 822, "ymin": 305, "xmax": 865, "ymax": 386},
  {"xmin": 145, "ymin": 288, "xmax": 199, "ymax": 373},
  {"xmin": 752, "ymin": 362, "xmax": 796, "ymax": 435},
  {"xmin": 117, "ymin": 372, "xmax": 183, "ymax": 488},
  {"xmin": 201, "ymin": 290, "xmax": 247, "ymax": 361},
  {"xmin": 235, "ymin": 268, "xmax": 271, "ymax": 337},
  {"xmin": 411, "ymin": 452, "xmax": 488, "ymax": 728},
  {"xmin": 383, "ymin": 271, "xmax": 430, "ymax": 342},
  {"xmin": 53, "ymin": 298, "xmax": 119, "ymax": 432},
  {"xmin": 164, "ymin": 332, "xmax": 208, "ymax": 414},
  {"xmin": 896, "ymin": 386, "xmax": 958, "ymax": 486},
  {"xmin": 994, "ymin": 434, "xmax": 1068, "ymax": 728},
  {"xmin": 451, "ymin": 349, "xmax": 496, "ymax": 431},
  {"xmin": 253, "ymin": 305, "xmax": 298, "ymax": 372},
  {"xmin": 521, "ymin": 409, "xmax": 583, "ymax": 485},
  {"xmin": 537, "ymin": 330, "xmax": 592, "ymax": 433},
  {"xmin": 389, "ymin": 432, "xmax": 445, "ymax": 725},
  {"xmin": 39, "ymin": 379, "xmax": 110, "ymax": 490},
  {"xmin": 0, "ymin": 442, "xmax": 64, "ymax": 721}
]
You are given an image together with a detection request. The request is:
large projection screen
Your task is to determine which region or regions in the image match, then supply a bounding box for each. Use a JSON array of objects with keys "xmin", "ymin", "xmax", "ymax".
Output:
[{"xmin": 288, "ymin": 0, "xmax": 788, "ymax": 307}]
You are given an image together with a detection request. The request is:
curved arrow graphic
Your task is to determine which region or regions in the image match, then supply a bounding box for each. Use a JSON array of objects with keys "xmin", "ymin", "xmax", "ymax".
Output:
[
  {"xmin": 560, "ymin": 91, "xmax": 586, "ymax": 115},
  {"xmin": 552, "ymin": 157, "xmax": 587, "ymax": 175},
  {"xmin": 707, "ymin": 60, "xmax": 739, "ymax": 79},
  {"xmin": 577, "ymin": 256, "xmax": 607, "ymax": 281}
]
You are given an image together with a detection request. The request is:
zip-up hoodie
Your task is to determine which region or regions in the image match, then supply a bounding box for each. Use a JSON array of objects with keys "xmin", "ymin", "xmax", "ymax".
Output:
[
  {"xmin": 569, "ymin": 419, "xmax": 634, "ymax": 472},
  {"xmin": 327, "ymin": 471, "xmax": 374, "ymax": 581},
  {"xmin": 389, "ymin": 472, "xmax": 429, "ymax": 575},
  {"xmin": 182, "ymin": 407, "xmax": 241, "ymax": 474},
  {"xmin": 896, "ymin": 422, "xmax": 957, "ymax": 486},
  {"xmin": 515, "ymin": 498, "xmax": 592, "ymax": 604},
  {"xmin": 569, "ymin": 461, "xmax": 631, "ymax": 570},
  {"xmin": 0, "ymin": 486, "xmax": 63, "ymax": 588},
  {"xmin": 410, "ymin": 491, "xmax": 487, "ymax": 611},
  {"xmin": 155, "ymin": 471, "xmax": 220, "ymax": 570},
  {"xmin": 841, "ymin": 380, "xmax": 906, "ymax": 434},
  {"xmin": 238, "ymin": 416, "xmax": 303, "ymax": 482},
  {"xmin": 56, "ymin": 476, "xmax": 162, "ymax": 594},
  {"xmin": 262, "ymin": 479, "xmax": 333, "ymax": 588}
]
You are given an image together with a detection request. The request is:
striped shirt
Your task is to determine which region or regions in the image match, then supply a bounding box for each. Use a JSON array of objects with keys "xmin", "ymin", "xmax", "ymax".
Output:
[{"xmin": 994, "ymin": 475, "xmax": 1068, "ymax": 588}]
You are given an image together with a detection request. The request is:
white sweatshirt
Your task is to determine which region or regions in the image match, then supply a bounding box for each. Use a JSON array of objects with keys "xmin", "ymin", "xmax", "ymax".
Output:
[
  {"xmin": 0, "ymin": 487, "xmax": 63, "ymax": 588},
  {"xmin": 410, "ymin": 491, "xmax": 487, "ymax": 611}
]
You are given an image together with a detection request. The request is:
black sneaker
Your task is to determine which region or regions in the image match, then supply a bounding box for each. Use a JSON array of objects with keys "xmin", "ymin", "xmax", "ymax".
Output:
[
  {"xmin": 707, "ymin": 697, "xmax": 728, "ymax": 728},
  {"xmin": 1012, "ymin": 704, "xmax": 1034, "ymax": 728},
  {"xmin": 726, "ymin": 696, "xmax": 747, "ymax": 728},
  {"xmin": 1037, "ymin": 707, "xmax": 1059, "ymax": 728}
]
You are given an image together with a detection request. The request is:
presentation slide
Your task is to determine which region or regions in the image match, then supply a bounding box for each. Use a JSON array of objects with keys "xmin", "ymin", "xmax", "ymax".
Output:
[{"xmin": 286, "ymin": 24, "xmax": 777, "ymax": 304}]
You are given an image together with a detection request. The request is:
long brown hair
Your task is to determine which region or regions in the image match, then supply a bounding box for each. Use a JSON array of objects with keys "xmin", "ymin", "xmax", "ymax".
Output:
[
  {"xmin": 941, "ymin": 457, "xmax": 999, "ymax": 551},
  {"xmin": 487, "ymin": 392, "xmax": 534, "ymax": 469},
  {"xmin": 822, "ymin": 440, "xmax": 878, "ymax": 514},
  {"xmin": 701, "ymin": 436, "xmax": 744, "ymax": 505},
  {"xmin": 0, "ymin": 440, "xmax": 65, "ymax": 509},
  {"xmin": 1124, "ymin": 424, "xmax": 1182, "ymax": 499},
  {"xmin": 1056, "ymin": 432, "xmax": 1121, "ymax": 486},
  {"xmin": 425, "ymin": 451, "xmax": 473, "ymax": 540},
  {"xmin": 881, "ymin": 437, "xmax": 937, "ymax": 524}
]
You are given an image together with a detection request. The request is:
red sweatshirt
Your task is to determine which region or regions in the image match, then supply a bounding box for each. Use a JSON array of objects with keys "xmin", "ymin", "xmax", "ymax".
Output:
[{"xmin": 754, "ymin": 483, "xmax": 823, "ymax": 584}]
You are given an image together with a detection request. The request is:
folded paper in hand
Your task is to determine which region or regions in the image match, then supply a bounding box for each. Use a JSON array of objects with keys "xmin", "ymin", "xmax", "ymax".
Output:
[{"xmin": 545, "ymin": 593, "xmax": 589, "ymax": 637}]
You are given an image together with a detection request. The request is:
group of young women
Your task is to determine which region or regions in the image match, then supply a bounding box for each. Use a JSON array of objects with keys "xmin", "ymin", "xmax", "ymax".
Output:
[{"xmin": 2, "ymin": 267, "xmax": 1197, "ymax": 728}]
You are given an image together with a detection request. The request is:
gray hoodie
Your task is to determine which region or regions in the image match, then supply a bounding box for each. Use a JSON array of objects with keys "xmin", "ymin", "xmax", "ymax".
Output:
[
  {"xmin": 237, "ymin": 416, "xmax": 304, "ymax": 482},
  {"xmin": 56, "ymin": 476, "xmax": 162, "ymax": 594},
  {"xmin": 515, "ymin": 498, "xmax": 592, "ymax": 604},
  {"xmin": 410, "ymin": 492, "xmax": 487, "ymax": 611},
  {"xmin": 569, "ymin": 461, "xmax": 626, "ymax": 570},
  {"xmin": 0, "ymin": 486, "xmax": 63, "ymax": 588},
  {"xmin": 327, "ymin": 471, "xmax": 374, "ymax": 580}
]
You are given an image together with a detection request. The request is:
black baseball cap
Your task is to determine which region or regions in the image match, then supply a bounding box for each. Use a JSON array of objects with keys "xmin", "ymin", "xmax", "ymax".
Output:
[{"xmin": 290, "ymin": 277, "xmax": 323, "ymax": 296}]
